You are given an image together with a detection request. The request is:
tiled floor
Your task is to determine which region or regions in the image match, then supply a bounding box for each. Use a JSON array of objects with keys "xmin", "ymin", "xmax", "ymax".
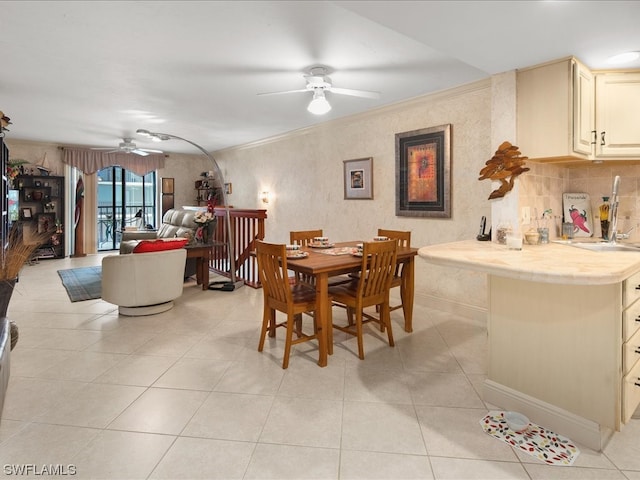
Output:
[{"xmin": 1, "ymin": 253, "xmax": 640, "ymax": 479}]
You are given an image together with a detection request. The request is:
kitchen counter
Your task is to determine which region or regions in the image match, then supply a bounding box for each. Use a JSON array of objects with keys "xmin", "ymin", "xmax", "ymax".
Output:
[
  {"xmin": 418, "ymin": 239, "xmax": 640, "ymax": 285},
  {"xmin": 418, "ymin": 238, "xmax": 640, "ymax": 452}
]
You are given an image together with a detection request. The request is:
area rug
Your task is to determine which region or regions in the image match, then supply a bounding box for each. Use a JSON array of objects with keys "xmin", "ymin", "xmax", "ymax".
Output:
[
  {"xmin": 57, "ymin": 266, "xmax": 102, "ymax": 302},
  {"xmin": 480, "ymin": 411, "xmax": 580, "ymax": 466}
]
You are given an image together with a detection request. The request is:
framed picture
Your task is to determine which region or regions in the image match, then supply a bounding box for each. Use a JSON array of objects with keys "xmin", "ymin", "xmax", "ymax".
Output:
[
  {"xmin": 21, "ymin": 207, "xmax": 32, "ymax": 219},
  {"xmin": 343, "ymin": 157, "xmax": 373, "ymax": 200},
  {"xmin": 395, "ymin": 124, "xmax": 451, "ymax": 218},
  {"xmin": 224, "ymin": 183, "xmax": 232, "ymax": 195},
  {"xmin": 36, "ymin": 212, "xmax": 55, "ymax": 233},
  {"xmin": 162, "ymin": 177, "xmax": 174, "ymax": 194}
]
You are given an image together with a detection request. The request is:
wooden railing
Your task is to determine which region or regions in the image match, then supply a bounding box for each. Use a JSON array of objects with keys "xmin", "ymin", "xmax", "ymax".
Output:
[{"xmin": 210, "ymin": 207, "xmax": 267, "ymax": 288}]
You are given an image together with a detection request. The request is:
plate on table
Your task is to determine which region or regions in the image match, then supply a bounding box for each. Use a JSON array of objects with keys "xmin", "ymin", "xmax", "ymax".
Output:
[
  {"xmin": 286, "ymin": 251, "xmax": 309, "ymax": 259},
  {"xmin": 309, "ymin": 243, "xmax": 335, "ymax": 249}
]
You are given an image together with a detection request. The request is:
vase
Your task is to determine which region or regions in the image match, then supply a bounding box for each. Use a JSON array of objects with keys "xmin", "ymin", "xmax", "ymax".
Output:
[{"xmin": 0, "ymin": 278, "xmax": 18, "ymax": 350}]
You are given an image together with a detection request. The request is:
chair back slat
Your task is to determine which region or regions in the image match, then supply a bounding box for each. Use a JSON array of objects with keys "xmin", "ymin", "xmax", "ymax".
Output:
[
  {"xmin": 358, "ymin": 240, "xmax": 397, "ymax": 299},
  {"xmin": 377, "ymin": 229, "xmax": 410, "ymax": 277},
  {"xmin": 256, "ymin": 241, "xmax": 291, "ymax": 306}
]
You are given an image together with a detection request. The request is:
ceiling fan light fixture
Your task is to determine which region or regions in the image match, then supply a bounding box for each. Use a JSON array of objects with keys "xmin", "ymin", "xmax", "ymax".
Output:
[
  {"xmin": 307, "ymin": 90, "xmax": 331, "ymax": 115},
  {"xmin": 607, "ymin": 51, "xmax": 640, "ymax": 65}
]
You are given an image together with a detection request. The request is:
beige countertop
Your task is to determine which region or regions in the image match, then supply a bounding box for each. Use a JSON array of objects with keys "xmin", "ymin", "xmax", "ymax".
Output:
[{"xmin": 418, "ymin": 239, "xmax": 640, "ymax": 285}]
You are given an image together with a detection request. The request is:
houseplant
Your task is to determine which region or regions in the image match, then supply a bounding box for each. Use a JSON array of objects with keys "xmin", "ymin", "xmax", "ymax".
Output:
[
  {"xmin": 1, "ymin": 223, "xmax": 53, "ymax": 349},
  {"xmin": 193, "ymin": 210, "xmax": 215, "ymax": 244}
]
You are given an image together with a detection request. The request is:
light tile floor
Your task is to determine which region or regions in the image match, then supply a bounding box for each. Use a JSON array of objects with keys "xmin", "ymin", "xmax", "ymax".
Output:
[{"xmin": 1, "ymin": 253, "xmax": 639, "ymax": 479}]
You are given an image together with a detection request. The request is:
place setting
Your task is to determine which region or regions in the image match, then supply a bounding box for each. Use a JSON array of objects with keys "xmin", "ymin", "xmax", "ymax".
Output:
[
  {"xmin": 308, "ymin": 236, "xmax": 335, "ymax": 248},
  {"xmin": 285, "ymin": 245, "xmax": 309, "ymax": 259}
]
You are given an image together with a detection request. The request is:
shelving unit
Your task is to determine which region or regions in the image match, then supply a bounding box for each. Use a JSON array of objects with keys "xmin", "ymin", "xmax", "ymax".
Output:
[
  {"xmin": 16, "ymin": 174, "xmax": 65, "ymax": 259},
  {"xmin": 195, "ymin": 177, "xmax": 222, "ymax": 206}
]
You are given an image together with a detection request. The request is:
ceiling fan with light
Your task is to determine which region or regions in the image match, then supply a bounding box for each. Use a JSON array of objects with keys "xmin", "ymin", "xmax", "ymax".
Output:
[
  {"xmin": 257, "ymin": 66, "xmax": 381, "ymax": 115},
  {"xmin": 91, "ymin": 138, "xmax": 163, "ymax": 156}
]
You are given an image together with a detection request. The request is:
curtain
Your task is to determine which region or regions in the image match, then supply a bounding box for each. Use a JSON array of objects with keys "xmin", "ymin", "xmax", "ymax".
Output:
[{"xmin": 62, "ymin": 147, "xmax": 165, "ymax": 176}]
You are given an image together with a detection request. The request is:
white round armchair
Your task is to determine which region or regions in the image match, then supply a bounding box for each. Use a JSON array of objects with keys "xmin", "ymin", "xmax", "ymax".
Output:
[{"xmin": 102, "ymin": 248, "xmax": 187, "ymax": 316}]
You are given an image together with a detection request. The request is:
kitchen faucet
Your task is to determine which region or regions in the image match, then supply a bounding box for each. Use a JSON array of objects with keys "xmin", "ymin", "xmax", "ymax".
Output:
[{"xmin": 607, "ymin": 175, "xmax": 621, "ymax": 243}]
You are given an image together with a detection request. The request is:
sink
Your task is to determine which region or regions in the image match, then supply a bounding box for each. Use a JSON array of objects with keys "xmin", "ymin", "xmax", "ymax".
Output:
[{"xmin": 554, "ymin": 241, "xmax": 640, "ymax": 252}]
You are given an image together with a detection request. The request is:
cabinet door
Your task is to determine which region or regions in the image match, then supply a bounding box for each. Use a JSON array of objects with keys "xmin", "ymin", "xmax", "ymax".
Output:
[
  {"xmin": 595, "ymin": 72, "xmax": 640, "ymax": 158},
  {"xmin": 573, "ymin": 60, "xmax": 595, "ymax": 156}
]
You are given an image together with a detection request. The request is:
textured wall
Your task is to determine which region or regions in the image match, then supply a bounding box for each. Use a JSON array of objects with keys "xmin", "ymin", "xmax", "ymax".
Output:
[{"xmin": 214, "ymin": 81, "xmax": 494, "ymax": 312}]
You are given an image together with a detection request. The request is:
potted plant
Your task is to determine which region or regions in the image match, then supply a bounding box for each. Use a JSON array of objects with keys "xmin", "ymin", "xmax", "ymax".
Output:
[{"xmin": 0, "ymin": 223, "xmax": 52, "ymax": 349}]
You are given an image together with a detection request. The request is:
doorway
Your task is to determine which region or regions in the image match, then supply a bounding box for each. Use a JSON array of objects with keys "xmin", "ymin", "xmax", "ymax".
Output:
[{"xmin": 97, "ymin": 167, "xmax": 157, "ymax": 251}]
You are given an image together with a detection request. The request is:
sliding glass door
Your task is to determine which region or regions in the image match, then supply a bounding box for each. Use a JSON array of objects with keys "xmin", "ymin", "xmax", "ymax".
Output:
[{"xmin": 97, "ymin": 167, "xmax": 157, "ymax": 251}]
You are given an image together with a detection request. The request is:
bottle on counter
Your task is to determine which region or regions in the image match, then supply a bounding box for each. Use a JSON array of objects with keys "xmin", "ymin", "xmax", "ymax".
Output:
[{"xmin": 599, "ymin": 197, "xmax": 610, "ymax": 240}]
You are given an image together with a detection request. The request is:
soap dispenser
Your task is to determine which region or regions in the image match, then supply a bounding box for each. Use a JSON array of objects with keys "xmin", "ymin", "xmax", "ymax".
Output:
[{"xmin": 599, "ymin": 197, "xmax": 610, "ymax": 240}]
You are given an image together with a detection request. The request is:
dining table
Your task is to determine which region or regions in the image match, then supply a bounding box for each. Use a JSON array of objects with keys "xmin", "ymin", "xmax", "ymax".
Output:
[{"xmin": 285, "ymin": 241, "xmax": 418, "ymax": 367}]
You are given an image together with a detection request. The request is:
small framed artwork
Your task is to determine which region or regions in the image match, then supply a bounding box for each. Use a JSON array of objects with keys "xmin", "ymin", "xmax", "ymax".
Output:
[
  {"xmin": 34, "ymin": 181, "xmax": 42, "ymax": 187},
  {"xmin": 21, "ymin": 207, "xmax": 32, "ymax": 219},
  {"xmin": 343, "ymin": 157, "xmax": 373, "ymax": 200},
  {"xmin": 224, "ymin": 183, "xmax": 232, "ymax": 195},
  {"xmin": 36, "ymin": 213, "xmax": 55, "ymax": 233},
  {"xmin": 395, "ymin": 124, "xmax": 451, "ymax": 218}
]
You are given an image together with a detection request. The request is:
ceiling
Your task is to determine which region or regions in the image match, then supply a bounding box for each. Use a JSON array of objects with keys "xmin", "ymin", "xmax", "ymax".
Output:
[{"xmin": 1, "ymin": 1, "xmax": 639, "ymax": 155}]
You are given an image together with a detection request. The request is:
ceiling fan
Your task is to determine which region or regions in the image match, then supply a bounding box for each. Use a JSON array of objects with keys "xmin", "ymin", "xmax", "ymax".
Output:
[
  {"xmin": 257, "ymin": 66, "xmax": 380, "ymax": 115},
  {"xmin": 91, "ymin": 138, "xmax": 163, "ymax": 156}
]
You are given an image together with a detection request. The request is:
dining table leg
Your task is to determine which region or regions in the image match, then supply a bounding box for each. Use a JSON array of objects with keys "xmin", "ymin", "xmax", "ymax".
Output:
[
  {"xmin": 401, "ymin": 257, "xmax": 415, "ymax": 332},
  {"xmin": 315, "ymin": 273, "xmax": 329, "ymax": 367}
]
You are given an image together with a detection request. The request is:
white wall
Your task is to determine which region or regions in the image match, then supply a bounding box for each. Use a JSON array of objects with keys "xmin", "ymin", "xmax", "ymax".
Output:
[{"xmin": 214, "ymin": 80, "xmax": 494, "ymax": 316}]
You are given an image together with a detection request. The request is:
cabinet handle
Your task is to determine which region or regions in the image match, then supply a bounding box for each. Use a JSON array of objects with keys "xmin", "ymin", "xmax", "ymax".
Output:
[
  {"xmin": 600, "ymin": 131, "xmax": 606, "ymax": 146},
  {"xmin": 636, "ymin": 382, "xmax": 640, "ymax": 387},
  {"xmin": 591, "ymin": 130, "xmax": 597, "ymax": 145},
  {"xmin": 635, "ymin": 348, "xmax": 640, "ymax": 354},
  {"xmin": 635, "ymin": 285, "xmax": 640, "ymax": 290}
]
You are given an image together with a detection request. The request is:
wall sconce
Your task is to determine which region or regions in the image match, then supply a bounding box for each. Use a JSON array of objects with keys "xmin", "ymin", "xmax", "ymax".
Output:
[{"xmin": 261, "ymin": 191, "xmax": 270, "ymax": 204}]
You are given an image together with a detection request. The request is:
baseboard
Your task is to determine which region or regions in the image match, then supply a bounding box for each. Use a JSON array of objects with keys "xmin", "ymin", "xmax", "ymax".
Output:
[{"xmin": 483, "ymin": 379, "xmax": 614, "ymax": 451}]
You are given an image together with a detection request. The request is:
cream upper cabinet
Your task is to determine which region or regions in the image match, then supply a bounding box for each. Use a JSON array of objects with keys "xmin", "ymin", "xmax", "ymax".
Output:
[
  {"xmin": 594, "ymin": 72, "xmax": 640, "ymax": 158},
  {"xmin": 517, "ymin": 57, "xmax": 592, "ymax": 162},
  {"xmin": 518, "ymin": 57, "xmax": 640, "ymax": 163},
  {"xmin": 573, "ymin": 60, "xmax": 595, "ymax": 156}
]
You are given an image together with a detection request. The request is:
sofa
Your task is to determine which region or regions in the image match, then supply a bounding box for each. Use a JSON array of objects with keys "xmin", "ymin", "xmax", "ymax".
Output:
[
  {"xmin": 120, "ymin": 208, "xmax": 205, "ymax": 278},
  {"xmin": 102, "ymin": 248, "xmax": 187, "ymax": 316}
]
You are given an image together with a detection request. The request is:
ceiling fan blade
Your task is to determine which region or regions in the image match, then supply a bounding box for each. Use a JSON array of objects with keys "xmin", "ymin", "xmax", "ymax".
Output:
[
  {"xmin": 141, "ymin": 148, "xmax": 164, "ymax": 154},
  {"xmin": 329, "ymin": 87, "xmax": 380, "ymax": 99},
  {"xmin": 131, "ymin": 149, "xmax": 150, "ymax": 156},
  {"xmin": 256, "ymin": 88, "xmax": 309, "ymax": 96}
]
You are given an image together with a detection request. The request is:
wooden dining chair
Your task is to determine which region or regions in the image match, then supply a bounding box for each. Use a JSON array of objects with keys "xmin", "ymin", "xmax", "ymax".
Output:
[
  {"xmin": 290, "ymin": 229, "xmax": 323, "ymax": 247},
  {"xmin": 256, "ymin": 240, "xmax": 328, "ymax": 369},
  {"xmin": 328, "ymin": 239, "xmax": 397, "ymax": 359},
  {"xmin": 378, "ymin": 229, "xmax": 412, "ymax": 329}
]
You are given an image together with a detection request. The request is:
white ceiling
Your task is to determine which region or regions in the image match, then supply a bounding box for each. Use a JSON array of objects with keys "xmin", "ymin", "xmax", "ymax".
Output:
[{"xmin": 1, "ymin": 1, "xmax": 639, "ymax": 155}]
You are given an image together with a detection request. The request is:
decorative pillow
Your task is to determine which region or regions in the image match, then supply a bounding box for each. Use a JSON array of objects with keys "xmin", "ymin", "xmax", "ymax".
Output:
[{"xmin": 132, "ymin": 238, "xmax": 189, "ymax": 254}]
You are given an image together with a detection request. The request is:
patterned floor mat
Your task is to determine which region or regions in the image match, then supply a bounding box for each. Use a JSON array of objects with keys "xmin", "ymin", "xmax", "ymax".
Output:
[{"xmin": 480, "ymin": 411, "xmax": 580, "ymax": 466}]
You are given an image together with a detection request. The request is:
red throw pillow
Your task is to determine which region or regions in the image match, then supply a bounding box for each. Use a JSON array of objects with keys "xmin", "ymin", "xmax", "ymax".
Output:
[{"xmin": 132, "ymin": 238, "xmax": 189, "ymax": 254}]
